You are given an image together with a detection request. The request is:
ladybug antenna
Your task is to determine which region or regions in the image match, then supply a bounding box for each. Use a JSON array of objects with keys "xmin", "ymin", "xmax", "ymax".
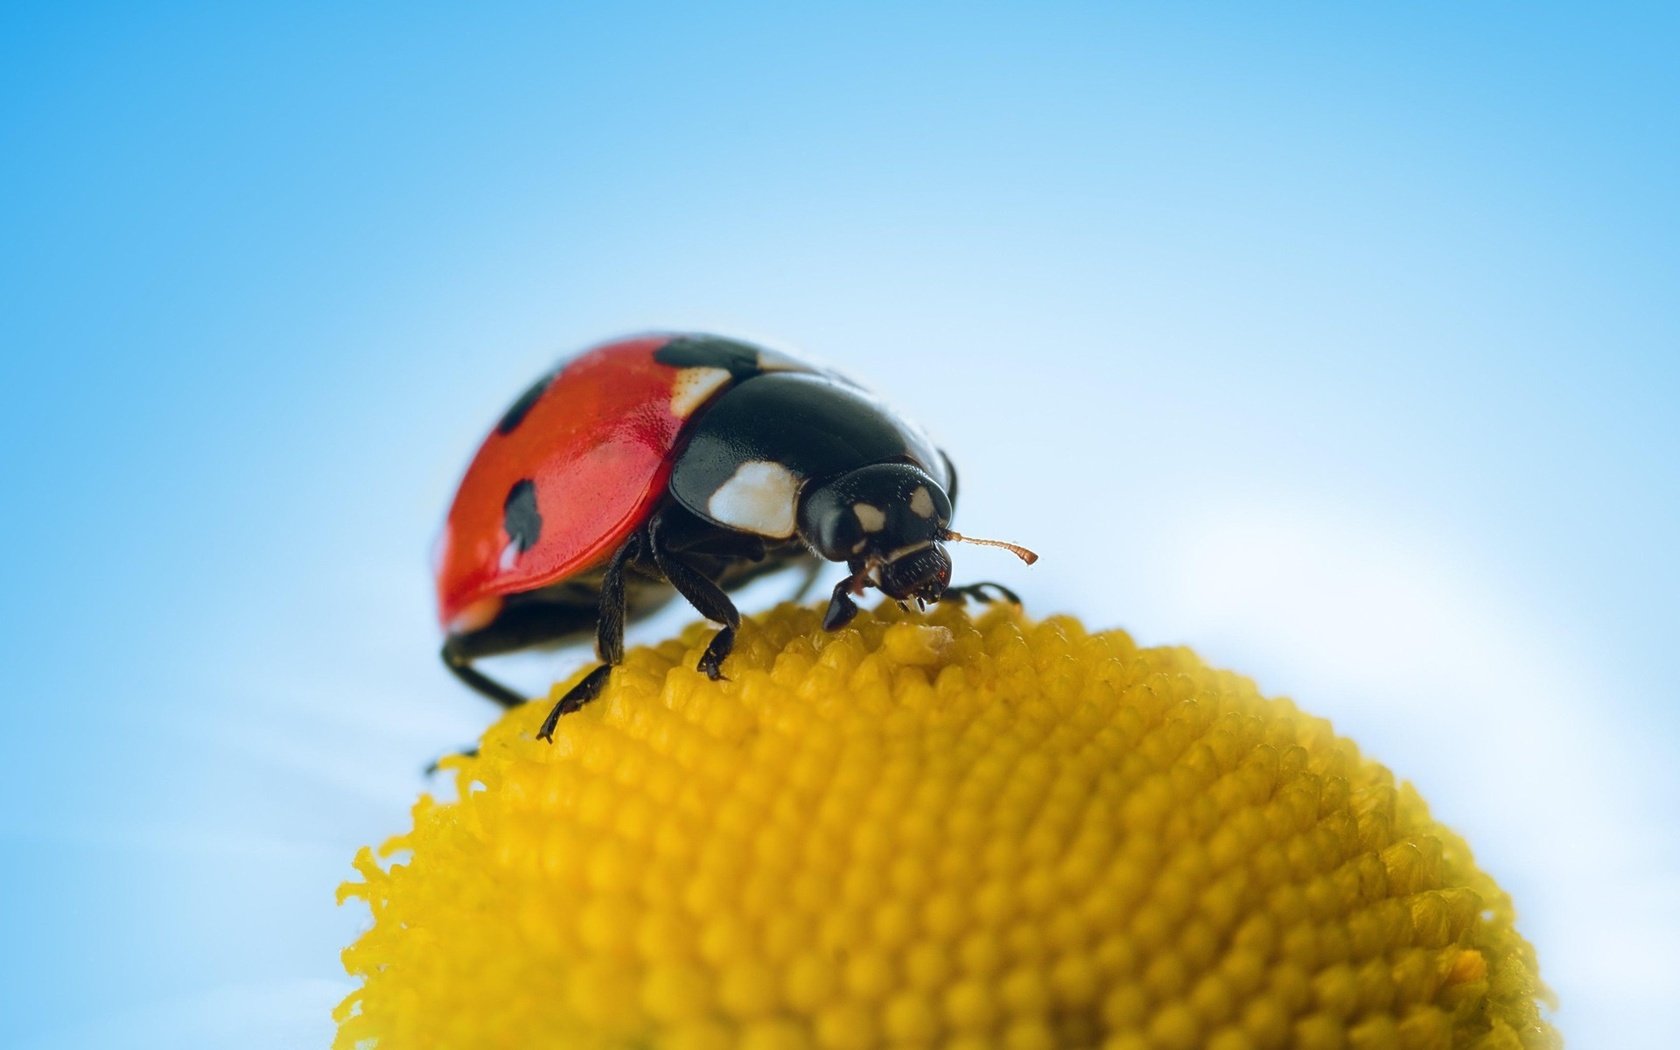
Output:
[{"xmin": 942, "ymin": 529, "xmax": 1040, "ymax": 565}]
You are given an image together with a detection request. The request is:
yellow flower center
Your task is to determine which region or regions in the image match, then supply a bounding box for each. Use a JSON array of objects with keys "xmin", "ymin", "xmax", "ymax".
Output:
[{"xmin": 337, "ymin": 602, "xmax": 1556, "ymax": 1049}]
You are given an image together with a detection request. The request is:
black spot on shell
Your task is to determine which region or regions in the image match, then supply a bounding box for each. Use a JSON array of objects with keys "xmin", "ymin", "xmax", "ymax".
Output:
[
  {"xmin": 503, "ymin": 479, "xmax": 542, "ymax": 554},
  {"xmin": 653, "ymin": 335, "xmax": 767, "ymax": 379},
  {"xmin": 496, "ymin": 369, "xmax": 557, "ymax": 436}
]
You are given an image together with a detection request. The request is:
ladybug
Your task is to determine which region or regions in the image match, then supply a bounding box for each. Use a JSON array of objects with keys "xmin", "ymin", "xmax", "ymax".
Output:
[{"xmin": 435, "ymin": 334, "xmax": 1037, "ymax": 741}]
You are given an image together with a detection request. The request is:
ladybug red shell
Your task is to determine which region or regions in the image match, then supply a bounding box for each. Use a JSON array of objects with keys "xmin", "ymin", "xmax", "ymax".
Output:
[
  {"xmin": 436, "ymin": 333, "xmax": 1036, "ymax": 740},
  {"xmin": 436, "ymin": 335, "xmax": 792, "ymax": 633}
]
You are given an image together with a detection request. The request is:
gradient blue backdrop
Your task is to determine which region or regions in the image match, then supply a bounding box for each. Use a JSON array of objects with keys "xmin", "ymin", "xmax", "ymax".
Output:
[{"xmin": 3, "ymin": 4, "xmax": 1675, "ymax": 1047}]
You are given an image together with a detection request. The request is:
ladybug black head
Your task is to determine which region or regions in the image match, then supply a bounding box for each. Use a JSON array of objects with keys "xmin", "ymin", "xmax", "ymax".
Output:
[{"xmin": 797, "ymin": 462, "xmax": 955, "ymax": 601}]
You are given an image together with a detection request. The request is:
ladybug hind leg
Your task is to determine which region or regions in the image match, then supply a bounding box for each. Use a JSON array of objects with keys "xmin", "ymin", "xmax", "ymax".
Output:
[
  {"xmin": 535, "ymin": 533, "xmax": 644, "ymax": 742},
  {"xmin": 441, "ymin": 643, "xmax": 528, "ymax": 709},
  {"xmin": 442, "ymin": 590, "xmax": 604, "ymax": 711},
  {"xmin": 648, "ymin": 509, "xmax": 743, "ymax": 682}
]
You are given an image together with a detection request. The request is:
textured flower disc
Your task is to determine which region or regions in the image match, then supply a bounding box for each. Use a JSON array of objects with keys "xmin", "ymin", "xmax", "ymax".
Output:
[{"xmin": 338, "ymin": 603, "xmax": 1556, "ymax": 1050}]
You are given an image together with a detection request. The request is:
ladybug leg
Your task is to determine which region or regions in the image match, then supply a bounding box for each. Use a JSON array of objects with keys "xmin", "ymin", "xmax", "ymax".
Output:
[
  {"xmin": 648, "ymin": 512, "xmax": 742, "ymax": 681},
  {"xmin": 536, "ymin": 664, "xmax": 612, "ymax": 741},
  {"xmin": 441, "ymin": 596, "xmax": 603, "ymax": 712},
  {"xmin": 696, "ymin": 625, "xmax": 738, "ymax": 681},
  {"xmin": 425, "ymin": 747, "xmax": 477, "ymax": 776},
  {"xmin": 942, "ymin": 581, "xmax": 1023, "ymax": 606},
  {"xmin": 441, "ymin": 640, "xmax": 527, "ymax": 709},
  {"xmin": 536, "ymin": 534, "xmax": 643, "ymax": 742},
  {"xmin": 823, "ymin": 575, "xmax": 862, "ymax": 631}
]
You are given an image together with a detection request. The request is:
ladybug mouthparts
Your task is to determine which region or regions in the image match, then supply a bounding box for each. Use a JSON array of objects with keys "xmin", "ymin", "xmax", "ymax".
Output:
[{"xmin": 874, "ymin": 542, "xmax": 954, "ymax": 604}]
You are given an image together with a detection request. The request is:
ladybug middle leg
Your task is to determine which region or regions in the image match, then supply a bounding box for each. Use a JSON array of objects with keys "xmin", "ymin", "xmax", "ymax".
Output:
[
  {"xmin": 647, "ymin": 508, "xmax": 743, "ymax": 681},
  {"xmin": 535, "ymin": 533, "xmax": 644, "ymax": 742}
]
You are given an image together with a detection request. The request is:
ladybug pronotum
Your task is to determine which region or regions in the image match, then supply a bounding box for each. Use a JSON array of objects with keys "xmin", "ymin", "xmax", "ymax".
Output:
[{"xmin": 434, "ymin": 334, "xmax": 1037, "ymax": 740}]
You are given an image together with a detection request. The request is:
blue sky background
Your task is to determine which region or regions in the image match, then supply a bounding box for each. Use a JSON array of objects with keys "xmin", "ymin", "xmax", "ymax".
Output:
[{"xmin": 2, "ymin": 4, "xmax": 1675, "ymax": 1047}]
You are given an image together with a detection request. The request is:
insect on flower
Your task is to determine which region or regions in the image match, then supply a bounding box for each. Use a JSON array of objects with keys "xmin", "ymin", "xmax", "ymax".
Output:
[{"xmin": 433, "ymin": 334, "xmax": 1037, "ymax": 739}]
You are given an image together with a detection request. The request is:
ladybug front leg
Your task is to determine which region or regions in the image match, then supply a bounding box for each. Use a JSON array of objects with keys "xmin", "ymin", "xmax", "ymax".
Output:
[
  {"xmin": 823, "ymin": 574, "xmax": 864, "ymax": 631},
  {"xmin": 648, "ymin": 511, "xmax": 743, "ymax": 681},
  {"xmin": 536, "ymin": 533, "xmax": 643, "ymax": 742}
]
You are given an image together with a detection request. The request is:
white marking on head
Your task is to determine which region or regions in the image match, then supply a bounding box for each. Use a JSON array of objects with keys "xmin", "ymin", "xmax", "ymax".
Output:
[
  {"xmin": 909, "ymin": 485, "xmax": 935, "ymax": 519},
  {"xmin": 707, "ymin": 460, "xmax": 800, "ymax": 538},
  {"xmin": 498, "ymin": 539, "xmax": 521, "ymax": 571},
  {"xmin": 854, "ymin": 502, "xmax": 887, "ymax": 533},
  {"xmin": 669, "ymin": 366, "xmax": 733, "ymax": 418}
]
